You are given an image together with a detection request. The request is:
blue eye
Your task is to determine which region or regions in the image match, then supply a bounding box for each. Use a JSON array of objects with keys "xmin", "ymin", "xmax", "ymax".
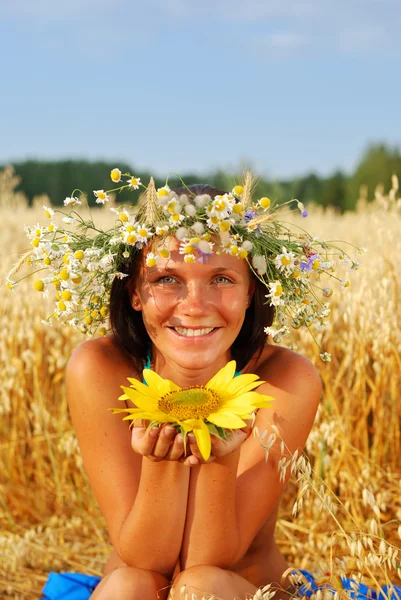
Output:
[{"xmin": 156, "ymin": 276, "xmax": 177, "ymax": 284}]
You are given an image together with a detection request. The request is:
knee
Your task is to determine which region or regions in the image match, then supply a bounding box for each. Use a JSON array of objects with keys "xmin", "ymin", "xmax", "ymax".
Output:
[
  {"xmin": 173, "ymin": 565, "xmax": 230, "ymax": 597},
  {"xmin": 93, "ymin": 566, "xmax": 167, "ymax": 600}
]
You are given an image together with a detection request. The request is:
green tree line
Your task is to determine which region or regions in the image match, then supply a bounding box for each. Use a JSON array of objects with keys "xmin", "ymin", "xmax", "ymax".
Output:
[{"xmin": 3, "ymin": 143, "xmax": 401, "ymax": 211}]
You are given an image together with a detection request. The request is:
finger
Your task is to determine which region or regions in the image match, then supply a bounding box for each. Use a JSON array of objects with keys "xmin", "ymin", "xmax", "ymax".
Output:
[
  {"xmin": 187, "ymin": 433, "xmax": 204, "ymax": 461},
  {"xmin": 211, "ymin": 429, "xmax": 247, "ymax": 458},
  {"xmin": 131, "ymin": 424, "xmax": 159, "ymax": 456},
  {"xmin": 165, "ymin": 432, "xmax": 185, "ymax": 461},
  {"xmin": 152, "ymin": 425, "xmax": 176, "ymax": 459}
]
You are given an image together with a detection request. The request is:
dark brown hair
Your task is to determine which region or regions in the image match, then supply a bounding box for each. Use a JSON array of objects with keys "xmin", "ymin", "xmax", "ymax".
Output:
[{"xmin": 109, "ymin": 184, "xmax": 275, "ymax": 373}]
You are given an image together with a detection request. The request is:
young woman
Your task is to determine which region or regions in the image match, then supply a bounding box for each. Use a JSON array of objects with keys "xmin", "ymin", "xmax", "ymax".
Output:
[{"xmin": 65, "ymin": 185, "xmax": 322, "ymax": 600}]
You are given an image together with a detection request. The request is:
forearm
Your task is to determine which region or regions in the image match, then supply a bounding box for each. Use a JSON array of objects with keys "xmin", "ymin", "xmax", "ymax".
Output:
[
  {"xmin": 181, "ymin": 450, "xmax": 241, "ymax": 569},
  {"xmin": 119, "ymin": 458, "xmax": 190, "ymax": 578}
]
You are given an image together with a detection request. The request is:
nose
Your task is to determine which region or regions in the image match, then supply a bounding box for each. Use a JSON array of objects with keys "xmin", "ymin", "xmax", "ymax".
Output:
[{"xmin": 179, "ymin": 281, "xmax": 210, "ymax": 315}]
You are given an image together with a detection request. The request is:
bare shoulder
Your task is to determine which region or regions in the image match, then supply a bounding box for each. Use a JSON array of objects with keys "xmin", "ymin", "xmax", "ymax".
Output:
[
  {"xmin": 256, "ymin": 344, "xmax": 322, "ymax": 401},
  {"xmin": 67, "ymin": 335, "xmax": 137, "ymax": 379}
]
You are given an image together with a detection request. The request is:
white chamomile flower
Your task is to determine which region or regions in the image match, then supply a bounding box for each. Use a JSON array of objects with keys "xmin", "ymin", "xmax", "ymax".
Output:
[
  {"xmin": 264, "ymin": 325, "xmax": 289, "ymax": 342},
  {"xmin": 43, "ymin": 205, "xmax": 54, "ymax": 218},
  {"xmin": 109, "ymin": 236, "xmax": 122, "ymax": 245},
  {"xmin": 100, "ymin": 253, "xmax": 116, "ymax": 268},
  {"xmin": 166, "ymin": 199, "xmax": 182, "ymax": 215},
  {"xmin": 94, "ymin": 190, "xmax": 109, "ymax": 204},
  {"xmin": 136, "ymin": 225, "xmax": 153, "ymax": 242},
  {"xmin": 179, "ymin": 242, "xmax": 195, "ymax": 255},
  {"xmin": 175, "ymin": 227, "xmax": 188, "ymax": 240},
  {"xmin": 64, "ymin": 196, "xmax": 81, "ymax": 206},
  {"xmin": 122, "ymin": 251, "xmax": 130, "ymax": 259},
  {"xmin": 274, "ymin": 247, "xmax": 296, "ymax": 273},
  {"xmin": 169, "ymin": 213, "xmax": 185, "ymax": 227},
  {"xmin": 114, "ymin": 272, "xmax": 129, "ymax": 279},
  {"xmin": 184, "ymin": 253, "xmax": 196, "ymax": 263},
  {"xmin": 145, "ymin": 252, "xmax": 159, "ymax": 267},
  {"xmin": 157, "ymin": 185, "xmax": 170, "ymax": 199},
  {"xmin": 178, "ymin": 194, "xmax": 189, "ymax": 205},
  {"xmin": 184, "ymin": 203, "xmax": 197, "ymax": 217},
  {"xmin": 111, "ymin": 168, "xmax": 122, "ymax": 183},
  {"xmin": 194, "ymin": 194, "xmax": 211, "ymax": 208},
  {"xmin": 341, "ymin": 279, "xmax": 351, "ymax": 289},
  {"xmin": 191, "ymin": 222, "xmax": 204, "ymax": 235},
  {"xmin": 62, "ymin": 216, "xmax": 77, "ymax": 224},
  {"xmin": 206, "ymin": 216, "xmax": 221, "ymax": 231},
  {"xmin": 267, "ymin": 281, "xmax": 285, "ymax": 306},
  {"xmin": 127, "ymin": 176, "xmax": 141, "ymax": 189},
  {"xmin": 357, "ymin": 247, "xmax": 367, "ymax": 255},
  {"xmin": 252, "ymin": 255, "xmax": 267, "ymax": 276},
  {"xmin": 197, "ymin": 240, "xmax": 214, "ymax": 254},
  {"xmin": 241, "ymin": 240, "xmax": 253, "ymax": 252},
  {"xmin": 156, "ymin": 225, "xmax": 170, "ymax": 235}
]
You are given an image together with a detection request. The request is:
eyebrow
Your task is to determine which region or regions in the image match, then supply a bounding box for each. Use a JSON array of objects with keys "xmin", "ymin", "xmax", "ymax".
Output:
[{"xmin": 162, "ymin": 266, "xmax": 240, "ymax": 274}]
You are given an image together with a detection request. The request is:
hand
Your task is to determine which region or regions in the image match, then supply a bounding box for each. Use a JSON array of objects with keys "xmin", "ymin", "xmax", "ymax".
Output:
[
  {"xmin": 131, "ymin": 421, "xmax": 186, "ymax": 463},
  {"xmin": 183, "ymin": 421, "xmax": 252, "ymax": 466}
]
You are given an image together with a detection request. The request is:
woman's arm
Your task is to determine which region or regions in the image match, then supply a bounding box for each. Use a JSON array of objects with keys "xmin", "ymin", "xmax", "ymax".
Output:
[
  {"xmin": 181, "ymin": 349, "xmax": 322, "ymax": 569},
  {"xmin": 66, "ymin": 339, "xmax": 190, "ymax": 579}
]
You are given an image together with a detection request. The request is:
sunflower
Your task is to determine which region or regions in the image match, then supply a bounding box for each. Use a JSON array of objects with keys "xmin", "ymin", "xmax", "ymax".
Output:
[{"xmin": 109, "ymin": 361, "xmax": 274, "ymax": 460}]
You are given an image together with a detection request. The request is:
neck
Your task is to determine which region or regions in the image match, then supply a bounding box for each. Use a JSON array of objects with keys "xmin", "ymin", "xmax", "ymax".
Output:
[{"xmin": 150, "ymin": 348, "xmax": 233, "ymax": 388}]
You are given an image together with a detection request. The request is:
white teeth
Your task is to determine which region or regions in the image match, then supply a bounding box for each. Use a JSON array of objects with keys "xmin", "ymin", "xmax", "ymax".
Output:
[{"xmin": 173, "ymin": 327, "xmax": 215, "ymax": 337}]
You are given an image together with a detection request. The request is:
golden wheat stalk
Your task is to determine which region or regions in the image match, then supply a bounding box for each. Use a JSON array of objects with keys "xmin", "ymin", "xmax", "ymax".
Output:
[
  {"xmin": 137, "ymin": 177, "xmax": 163, "ymax": 226},
  {"xmin": 240, "ymin": 171, "xmax": 258, "ymax": 209},
  {"xmin": 5, "ymin": 250, "xmax": 34, "ymax": 281}
]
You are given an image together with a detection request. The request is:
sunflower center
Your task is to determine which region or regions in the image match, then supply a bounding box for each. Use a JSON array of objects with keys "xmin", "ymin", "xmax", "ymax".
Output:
[{"xmin": 158, "ymin": 387, "xmax": 221, "ymax": 420}]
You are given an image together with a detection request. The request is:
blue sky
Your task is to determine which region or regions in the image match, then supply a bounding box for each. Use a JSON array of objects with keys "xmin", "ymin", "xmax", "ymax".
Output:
[{"xmin": 1, "ymin": 0, "xmax": 400, "ymax": 179}]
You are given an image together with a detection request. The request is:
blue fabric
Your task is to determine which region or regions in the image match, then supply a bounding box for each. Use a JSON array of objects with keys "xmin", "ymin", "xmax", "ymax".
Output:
[
  {"xmin": 294, "ymin": 570, "xmax": 401, "ymax": 600},
  {"xmin": 40, "ymin": 572, "xmax": 101, "ymax": 599},
  {"xmin": 40, "ymin": 569, "xmax": 401, "ymax": 599}
]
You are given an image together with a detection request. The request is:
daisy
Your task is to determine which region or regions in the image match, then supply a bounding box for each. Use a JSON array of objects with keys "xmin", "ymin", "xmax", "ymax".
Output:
[
  {"xmin": 64, "ymin": 197, "xmax": 81, "ymax": 206},
  {"xmin": 110, "ymin": 168, "xmax": 122, "ymax": 183},
  {"xmin": 94, "ymin": 190, "xmax": 109, "ymax": 204},
  {"xmin": 127, "ymin": 176, "xmax": 141, "ymax": 189},
  {"xmin": 274, "ymin": 247, "xmax": 296, "ymax": 274},
  {"xmin": 109, "ymin": 361, "xmax": 273, "ymax": 460}
]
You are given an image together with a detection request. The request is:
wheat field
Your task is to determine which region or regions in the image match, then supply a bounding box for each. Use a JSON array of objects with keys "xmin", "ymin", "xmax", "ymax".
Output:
[{"xmin": 0, "ymin": 166, "xmax": 400, "ymax": 599}]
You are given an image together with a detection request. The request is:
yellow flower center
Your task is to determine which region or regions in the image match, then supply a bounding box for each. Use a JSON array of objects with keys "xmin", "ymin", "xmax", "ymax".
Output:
[
  {"xmin": 158, "ymin": 387, "xmax": 221, "ymax": 420},
  {"xmin": 215, "ymin": 200, "xmax": 226, "ymax": 211},
  {"xmin": 233, "ymin": 185, "xmax": 244, "ymax": 195},
  {"xmin": 281, "ymin": 256, "xmax": 291, "ymax": 265}
]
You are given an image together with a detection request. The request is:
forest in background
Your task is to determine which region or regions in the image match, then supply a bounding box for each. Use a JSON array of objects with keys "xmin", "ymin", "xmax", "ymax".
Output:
[{"xmin": 2, "ymin": 142, "xmax": 401, "ymax": 211}]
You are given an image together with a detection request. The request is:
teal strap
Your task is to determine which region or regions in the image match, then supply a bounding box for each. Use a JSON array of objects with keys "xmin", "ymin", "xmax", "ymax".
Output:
[{"xmin": 142, "ymin": 350, "xmax": 241, "ymax": 383}]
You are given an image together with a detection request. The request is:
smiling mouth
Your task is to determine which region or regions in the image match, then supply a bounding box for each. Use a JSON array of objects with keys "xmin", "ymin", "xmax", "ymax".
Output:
[{"xmin": 169, "ymin": 326, "xmax": 218, "ymax": 337}]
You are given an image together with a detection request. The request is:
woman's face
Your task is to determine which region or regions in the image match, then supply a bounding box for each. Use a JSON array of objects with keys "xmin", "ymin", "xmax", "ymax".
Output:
[{"xmin": 131, "ymin": 237, "xmax": 255, "ymax": 372}]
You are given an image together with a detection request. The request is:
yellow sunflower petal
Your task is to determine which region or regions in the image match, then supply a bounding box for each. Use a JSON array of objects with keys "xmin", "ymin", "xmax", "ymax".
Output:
[
  {"xmin": 228, "ymin": 391, "xmax": 274, "ymax": 408},
  {"xmin": 126, "ymin": 377, "xmax": 157, "ymax": 395},
  {"xmin": 120, "ymin": 386, "xmax": 159, "ymax": 410},
  {"xmin": 221, "ymin": 373, "xmax": 265, "ymax": 397},
  {"xmin": 207, "ymin": 412, "xmax": 247, "ymax": 428},
  {"xmin": 190, "ymin": 419, "xmax": 212, "ymax": 460},
  {"xmin": 122, "ymin": 411, "xmax": 172, "ymax": 423},
  {"xmin": 205, "ymin": 360, "xmax": 236, "ymax": 392},
  {"xmin": 142, "ymin": 369, "xmax": 180, "ymax": 396}
]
